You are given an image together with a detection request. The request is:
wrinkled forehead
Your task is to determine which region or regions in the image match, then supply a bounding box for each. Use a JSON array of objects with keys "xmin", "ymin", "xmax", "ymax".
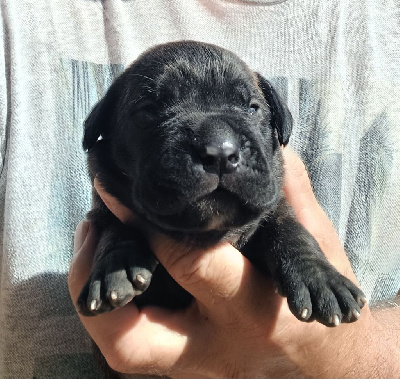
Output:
[
  {"xmin": 130, "ymin": 45, "xmax": 260, "ymax": 106},
  {"xmin": 159, "ymin": 61, "xmax": 254, "ymax": 103}
]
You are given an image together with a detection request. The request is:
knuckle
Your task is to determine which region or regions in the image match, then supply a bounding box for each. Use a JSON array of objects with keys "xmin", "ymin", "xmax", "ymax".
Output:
[
  {"xmin": 173, "ymin": 250, "xmax": 213, "ymax": 286},
  {"xmin": 158, "ymin": 237, "xmax": 219, "ymax": 287}
]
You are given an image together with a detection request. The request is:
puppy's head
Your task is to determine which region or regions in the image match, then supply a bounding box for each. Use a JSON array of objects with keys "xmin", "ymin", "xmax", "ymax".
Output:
[{"xmin": 84, "ymin": 41, "xmax": 292, "ymax": 234}]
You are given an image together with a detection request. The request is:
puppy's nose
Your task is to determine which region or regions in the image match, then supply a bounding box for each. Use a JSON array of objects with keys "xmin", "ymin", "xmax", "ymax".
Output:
[{"xmin": 200, "ymin": 140, "xmax": 240, "ymax": 174}]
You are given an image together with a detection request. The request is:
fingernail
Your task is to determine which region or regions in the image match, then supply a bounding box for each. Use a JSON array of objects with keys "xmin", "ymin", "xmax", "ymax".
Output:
[{"xmin": 73, "ymin": 220, "xmax": 90, "ymax": 254}]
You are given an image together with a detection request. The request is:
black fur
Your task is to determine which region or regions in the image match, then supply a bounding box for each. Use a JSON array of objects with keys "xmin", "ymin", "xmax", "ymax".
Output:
[{"xmin": 78, "ymin": 41, "xmax": 365, "ymax": 377}]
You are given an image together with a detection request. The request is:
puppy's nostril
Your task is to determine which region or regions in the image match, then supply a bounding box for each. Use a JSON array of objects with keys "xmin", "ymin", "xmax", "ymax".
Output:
[{"xmin": 227, "ymin": 153, "xmax": 239, "ymax": 164}]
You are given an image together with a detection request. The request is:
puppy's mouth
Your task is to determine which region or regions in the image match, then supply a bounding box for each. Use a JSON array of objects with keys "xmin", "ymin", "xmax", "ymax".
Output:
[
  {"xmin": 135, "ymin": 182, "xmax": 277, "ymax": 234},
  {"xmin": 142, "ymin": 189, "xmax": 244, "ymax": 232}
]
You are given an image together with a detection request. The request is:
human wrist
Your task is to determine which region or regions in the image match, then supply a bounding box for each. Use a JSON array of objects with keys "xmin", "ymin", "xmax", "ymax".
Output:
[{"xmin": 288, "ymin": 307, "xmax": 400, "ymax": 378}]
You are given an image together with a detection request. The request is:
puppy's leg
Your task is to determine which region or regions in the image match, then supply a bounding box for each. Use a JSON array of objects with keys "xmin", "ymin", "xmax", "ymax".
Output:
[
  {"xmin": 245, "ymin": 198, "xmax": 366, "ymax": 326},
  {"xmin": 77, "ymin": 207, "xmax": 158, "ymax": 316}
]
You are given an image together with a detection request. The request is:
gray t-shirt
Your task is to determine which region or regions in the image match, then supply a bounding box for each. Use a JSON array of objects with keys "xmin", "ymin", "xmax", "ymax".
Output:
[{"xmin": 0, "ymin": 0, "xmax": 399, "ymax": 377}]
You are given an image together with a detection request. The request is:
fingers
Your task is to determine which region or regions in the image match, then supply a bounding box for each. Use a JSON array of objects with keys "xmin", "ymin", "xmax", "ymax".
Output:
[{"xmin": 148, "ymin": 233, "xmax": 283, "ymax": 324}]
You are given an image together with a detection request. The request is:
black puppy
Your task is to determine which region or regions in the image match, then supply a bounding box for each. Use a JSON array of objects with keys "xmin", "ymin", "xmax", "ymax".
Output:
[{"xmin": 78, "ymin": 41, "xmax": 365, "ymax": 332}]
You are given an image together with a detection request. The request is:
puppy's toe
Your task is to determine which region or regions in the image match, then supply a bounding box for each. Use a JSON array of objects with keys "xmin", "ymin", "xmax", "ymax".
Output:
[
  {"xmin": 307, "ymin": 283, "xmax": 343, "ymax": 326},
  {"xmin": 104, "ymin": 269, "xmax": 135, "ymax": 308},
  {"xmin": 128, "ymin": 266, "xmax": 153, "ymax": 293},
  {"xmin": 286, "ymin": 281, "xmax": 313, "ymax": 322},
  {"xmin": 330, "ymin": 277, "xmax": 365, "ymax": 323},
  {"xmin": 77, "ymin": 278, "xmax": 104, "ymax": 316},
  {"xmin": 87, "ymin": 279, "xmax": 102, "ymax": 312}
]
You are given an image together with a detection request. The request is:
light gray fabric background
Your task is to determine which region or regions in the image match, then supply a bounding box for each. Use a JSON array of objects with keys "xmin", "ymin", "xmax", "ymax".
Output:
[{"xmin": 0, "ymin": 0, "xmax": 399, "ymax": 377}]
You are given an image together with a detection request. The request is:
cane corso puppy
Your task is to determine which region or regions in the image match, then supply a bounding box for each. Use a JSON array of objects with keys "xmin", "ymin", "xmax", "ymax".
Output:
[{"xmin": 78, "ymin": 41, "xmax": 365, "ymax": 333}]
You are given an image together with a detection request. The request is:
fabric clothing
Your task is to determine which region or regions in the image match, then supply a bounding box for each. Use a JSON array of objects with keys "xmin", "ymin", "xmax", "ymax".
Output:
[{"xmin": 0, "ymin": 0, "xmax": 399, "ymax": 377}]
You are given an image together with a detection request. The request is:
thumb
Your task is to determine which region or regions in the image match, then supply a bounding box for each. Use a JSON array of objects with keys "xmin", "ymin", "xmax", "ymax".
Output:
[
  {"xmin": 282, "ymin": 145, "xmax": 324, "ymax": 225},
  {"xmin": 282, "ymin": 146, "xmax": 356, "ymax": 281},
  {"xmin": 68, "ymin": 220, "xmax": 97, "ymax": 304}
]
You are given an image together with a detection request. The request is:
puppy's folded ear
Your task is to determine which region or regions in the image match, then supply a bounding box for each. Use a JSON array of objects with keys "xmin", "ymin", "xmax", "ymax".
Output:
[
  {"xmin": 256, "ymin": 74, "xmax": 292, "ymax": 146},
  {"xmin": 82, "ymin": 86, "xmax": 119, "ymax": 151}
]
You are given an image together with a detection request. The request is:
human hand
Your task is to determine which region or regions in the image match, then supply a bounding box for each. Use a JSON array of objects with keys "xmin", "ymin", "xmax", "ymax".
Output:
[{"xmin": 68, "ymin": 146, "xmax": 374, "ymax": 378}]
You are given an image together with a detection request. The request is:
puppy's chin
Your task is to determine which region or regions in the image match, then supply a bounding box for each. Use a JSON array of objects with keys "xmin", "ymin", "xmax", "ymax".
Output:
[{"xmin": 135, "ymin": 186, "xmax": 278, "ymax": 235}]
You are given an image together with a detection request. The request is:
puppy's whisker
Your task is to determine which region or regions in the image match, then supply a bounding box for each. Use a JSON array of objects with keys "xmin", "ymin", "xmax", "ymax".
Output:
[{"xmin": 131, "ymin": 74, "xmax": 155, "ymax": 82}]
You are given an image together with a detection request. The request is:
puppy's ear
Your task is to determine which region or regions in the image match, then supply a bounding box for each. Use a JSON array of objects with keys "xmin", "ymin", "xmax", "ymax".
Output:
[
  {"xmin": 256, "ymin": 74, "xmax": 292, "ymax": 146},
  {"xmin": 82, "ymin": 86, "xmax": 119, "ymax": 151}
]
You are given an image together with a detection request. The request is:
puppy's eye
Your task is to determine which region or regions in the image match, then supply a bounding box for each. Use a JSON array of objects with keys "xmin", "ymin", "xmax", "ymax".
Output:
[
  {"xmin": 135, "ymin": 100, "xmax": 158, "ymax": 115},
  {"xmin": 247, "ymin": 104, "xmax": 260, "ymax": 115}
]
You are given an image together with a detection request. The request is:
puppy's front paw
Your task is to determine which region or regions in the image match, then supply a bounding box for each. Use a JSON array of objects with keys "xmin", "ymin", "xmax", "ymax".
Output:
[
  {"xmin": 77, "ymin": 241, "xmax": 157, "ymax": 316},
  {"xmin": 276, "ymin": 257, "xmax": 366, "ymax": 326}
]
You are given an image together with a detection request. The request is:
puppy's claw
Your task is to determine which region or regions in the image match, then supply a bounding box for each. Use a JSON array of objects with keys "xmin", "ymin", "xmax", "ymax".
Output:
[
  {"xmin": 273, "ymin": 281, "xmax": 283, "ymax": 295},
  {"xmin": 300, "ymin": 308, "xmax": 309, "ymax": 320},
  {"xmin": 359, "ymin": 297, "xmax": 368, "ymax": 307},
  {"xmin": 110, "ymin": 290, "xmax": 118, "ymax": 301},
  {"xmin": 90, "ymin": 299, "xmax": 98, "ymax": 311},
  {"xmin": 330, "ymin": 314, "xmax": 341, "ymax": 326},
  {"xmin": 136, "ymin": 274, "xmax": 146, "ymax": 285}
]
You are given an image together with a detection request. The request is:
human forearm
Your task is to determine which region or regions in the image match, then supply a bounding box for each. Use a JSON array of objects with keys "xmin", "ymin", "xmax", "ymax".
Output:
[{"xmin": 345, "ymin": 307, "xmax": 400, "ymax": 378}]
